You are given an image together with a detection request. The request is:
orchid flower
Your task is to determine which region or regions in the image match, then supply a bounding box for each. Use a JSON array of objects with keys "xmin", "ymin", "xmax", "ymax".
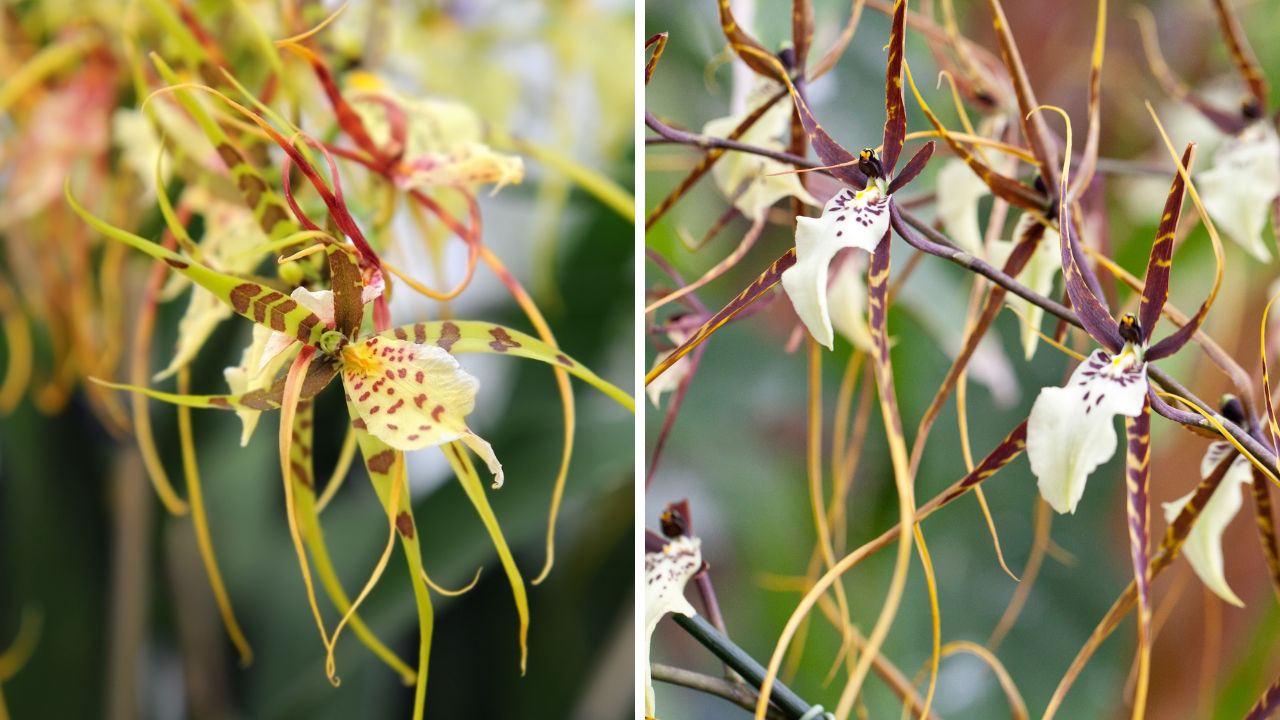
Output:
[
  {"xmin": 702, "ymin": 82, "xmax": 818, "ymax": 222},
  {"xmin": 936, "ymin": 158, "xmax": 992, "ymax": 255},
  {"xmin": 1162, "ymin": 439, "xmax": 1254, "ymax": 606},
  {"xmin": 1027, "ymin": 145, "xmax": 1199, "ymax": 515},
  {"xmin": 646, "ymin": 327, "xmax": 691, "ymax": 407},
  {"xmin": 346, "ymin": 78, "xmax": 524, "ymax": 192},
  {"xmin": 990, "ymin": 213, "xmax": 1061, "ymax": 359},
  {"xmin": 643, "ymin": 531, "xmax": 702, "ymax": 720},
  {"xmin": 1199, "ymin": 120, "xmax": 1280, "ymax": 262}
]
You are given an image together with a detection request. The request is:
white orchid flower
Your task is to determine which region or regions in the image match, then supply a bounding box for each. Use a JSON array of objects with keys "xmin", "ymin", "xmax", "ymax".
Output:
[
  {"xmin": 781, "ymin": 175, "xmax": 891, "ymax": 349},
  {"xmin": 1199, "ymin": 120, "xmax": 1280, "ymax": 262},
  {"xmin": 703, "ymin": 85, "xmax": 818, "ymax": 221},
  {"xmin": 1027, "ymin": 339, "xmax": 1149, "ymax": 514},
  {"xmin": 1162, "ymin": 441, "xmax": 1254, "ymax": 606},
  {"xmin": 644, "ymin": 535, "xmax": 702, "ymax": 720}
]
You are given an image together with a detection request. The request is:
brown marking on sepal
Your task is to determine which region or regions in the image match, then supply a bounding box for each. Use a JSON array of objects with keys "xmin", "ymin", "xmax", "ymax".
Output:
[
  {"xmin": 395, "ymin": 511, "xmax": 415, "ymax": 538},
  {"xmin": 437, "ymin": 322, "xmax": 460, "ymax": 352},
  {"xmin": 555, "ymin": 354, "xmax": 574, "ymax": 368},
  {"xmin": 230, "ymin": 283, "xmax": 258, "ymax": 315},
  {"xmin": 164, "ymin": 258, "xmax": 190, "ymax": 270},
  {"xmin": 488, "ymin": 328, "xmax": 521, "ymax": 352},
  {"xmin": 367, "ymin": 449, "xmax": 397, "ymax": 475}
]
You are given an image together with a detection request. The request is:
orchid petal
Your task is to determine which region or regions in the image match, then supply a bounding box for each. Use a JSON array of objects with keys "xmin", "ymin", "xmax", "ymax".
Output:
[
  {"xmin": 781, "ymin": 184, "xmax": 890, "ymax": 348},
  {"xmin": 1200, "ymin": 121, "xmax": 1280, "ymax": 262},
  {"xmin": 992, "ymin": 215, "xmax": 1060, "ymax": 359},
  {"xmin": 647, "ymin": 330, "xmax": 691, "ymax": 407},
  {"xmin": 644, "ymin": 535, "xmax": 702, "ymax": 718},
  {"xmin": 1162, "ymin": 442, "xmax": 1253, "ymax": 606},
  {"xmin": 936, "ymin": 159, "xmax": 991, "ymax": 254},
  {"xmin": 828, "ymin": 255, "xmax": 875, "ymax": 352},
  {"xmin": 704, "ymin": 89, "xmax": 818, "ymax": 220},
  {"xmin": 1028, "ymin": 350, "xmax": 1148, "ymax": 513},
  {"xmin": 341, "ymin": 336, "xmax": 503, "ymax": 487}
]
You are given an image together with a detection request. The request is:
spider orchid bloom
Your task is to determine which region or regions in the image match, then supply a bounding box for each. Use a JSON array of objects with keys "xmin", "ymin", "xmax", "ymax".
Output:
[
  {"xmin": 1198, "ymin": 120, "xmax": 1280, "ymax": 262},
  {"xmin": 1162, "ymin": 440, "xmax": 1254, "ymax": 606},
  {"xmin": 643, "ymin": 531, "xmax": 702, "ymax": 720},
  {"xmin": 346, "ymin": 78, "xmax": 524, "ymax": 192},
  {"xmin": 703, "ymin": 84, "xmax": 818, "ymax": 221},
  {"xmin": 1027, "ymin": 145, "xmax": 1201, "ymax": 514},
  {"xmin": 781, "ymin": 150, "xmax": 898, "ymax": 349}
]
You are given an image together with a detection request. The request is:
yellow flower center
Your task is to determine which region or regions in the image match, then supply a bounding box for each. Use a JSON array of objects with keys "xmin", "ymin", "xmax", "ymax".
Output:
[{"xmin": 341, "ymin": 342, "xmax": 384, "ymax": 377}]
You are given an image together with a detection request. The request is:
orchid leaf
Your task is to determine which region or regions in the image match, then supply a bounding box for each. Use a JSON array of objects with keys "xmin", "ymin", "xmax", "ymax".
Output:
[{"xmin": 67, "ymin": 186, "xmax": 328, "ymax": 346}]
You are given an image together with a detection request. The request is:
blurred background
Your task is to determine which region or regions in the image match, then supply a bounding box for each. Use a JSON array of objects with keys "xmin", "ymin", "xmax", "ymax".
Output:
[
  {"xmin": 646, "ymin": 0, "xmax": 1280, "ymax": 717},
  {"xmin": 0, "ymin": 0, "xmax": 634, "ymax": 718}
]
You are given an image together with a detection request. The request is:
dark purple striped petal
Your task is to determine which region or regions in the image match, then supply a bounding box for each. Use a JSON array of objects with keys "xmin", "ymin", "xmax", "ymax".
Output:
[
  {"xmin": 1138, "ymin": 143, "xmax": 1194, "ymax": 338},
  {"xmin": 1124, "ymin": 398, "xmax": 1153, "ymax": 714},
  {"xmin": 881, "ymin": 0, "xmax": 908, "ymax": 174},
  {"xmin": 887, "ymin": 141, "xmax": 934, "ymax": 195},
  {"xmin": 645, "ymin": 249, "xmax": 797, "ymax": 384},
  {"xmin": 1058, "ymin": 200, "xmax": 1123, "ymax": 351}
]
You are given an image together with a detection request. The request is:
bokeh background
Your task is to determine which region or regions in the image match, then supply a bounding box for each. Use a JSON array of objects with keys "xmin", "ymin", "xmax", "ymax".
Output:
[
  {"xmin": 646, "ymin": 0, "xmax": 1280, "ymax": 717},
  {"xmin": 0, "ymin": 1, "xmax": 634, "ymax": 718}
]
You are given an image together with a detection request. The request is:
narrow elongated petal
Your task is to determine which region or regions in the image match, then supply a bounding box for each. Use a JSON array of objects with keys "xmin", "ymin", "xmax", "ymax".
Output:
[
  {"xmin": 1027, "ymin": 350, "xmax": 1148, "ymax": 513},
  {"xmin": 781, "ymin": 185, "xmax": 890, "ymax": 348},
  {"xmin": 644, "ymin": 536, "xmax": 702, "ymax": 718},
  {"xmin": 341, "ymin": 336, "xmax": 502, "ymax": 486},
  {"xmin": 1162, "ymin": 442, "xmax": 1253, "ymax": 606},
  {"xmin": 1200, "ymin": 122, "xmax": 1280, "ymax": 262}
]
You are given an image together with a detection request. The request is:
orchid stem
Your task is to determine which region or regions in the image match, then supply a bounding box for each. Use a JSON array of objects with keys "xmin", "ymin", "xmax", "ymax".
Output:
[{"xmin": 671, "ymin": 614, "xmax": 825, "ymax": 720}]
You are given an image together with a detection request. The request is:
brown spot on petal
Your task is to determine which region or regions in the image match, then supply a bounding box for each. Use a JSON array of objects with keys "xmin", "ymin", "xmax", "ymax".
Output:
[
  {"xmin": 367, "ymin": 450, "xmax": 396, "ymax": 474},
  {"xmin": 291, "ymin": 461, "xmax": 313, "ymax": 488},
  {"xmin": 296, "ymin": 314, "xmax": 320, "ymax": 342},
  {"xmin": 488, "ymin": 327, "xmax": 520, "ymax": 352},
  {"xmin": 209, "ymin": 397, "xmax": 232, "ymax": 409},
  {"xmin": 395, "ymin": 511, "xmax": 415, "ymax": 538},
  {"xmin": 215, "ymin": 143, "xmax": 242, "ymax": 169},
  {"xmin": 352, "ymin": 418, "xmax": 367, "ymax": 429},
  {"xmin": 164, "ymin": 258, "xmax": 189, "ymax": 270},
  {"xmin": 432, "ymin": 405, "xmax": 445, "ymax": 422},
  {"xmin": 555, "ymin": 354, "xmax": 574, "ymax": 367},
  {"xmin": 437, "ymin": 322, "xmax": 460, "ymax": 351}
]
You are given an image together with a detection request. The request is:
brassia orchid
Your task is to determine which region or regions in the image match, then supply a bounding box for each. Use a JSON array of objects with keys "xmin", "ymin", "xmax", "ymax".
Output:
[
  {"xmin": 643, "ymin": 529, "xmax": 703, "ymax": 720},
  {"xmin": 1140, "ymin": 0, "xmax": 1280, "ymax": 263}
]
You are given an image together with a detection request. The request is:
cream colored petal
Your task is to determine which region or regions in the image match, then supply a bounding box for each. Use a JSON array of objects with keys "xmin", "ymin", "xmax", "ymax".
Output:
[
  {"xmin": 1027, "ymin": 350, "xmax": 1148, "ymax": 514},
  {"xmin": 704, "ymin": 98, "xmax": 817, "ymax": 220},
  {"xmin": 992, "ymin": 215, "xmax": 1061, "ymax": 360},
  {"xmin": 223, "ymin": 325, "xmax": 291, "ymax": 446},
  {"xmin": 1162, "ymin": 450, "xmax": 1253, "ymax": 606},
  {"xmin": 647, "ymin": 330, "xmax": 691, "ymax": 407},
  {"xmin": 936, "ymin": 160, "xmax": 991, "ymax": 254},
  {"xmin": 341, "ymin": 337, "xmax": 501, "ymax": 486},
  {"xmin": 781, "ymin": 185, "xmax": 890, "ymax": 349},
  {"xmin": 827, "ymin": 256, "xmax": 875, "ymax": 352},
  {"xmin": 644, "ymin": 536, "xmax": 702, "ymax": 718},
  {"xmin": 1200, "ymin": 121, "xmax": 1280, "ymax": 262}
]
